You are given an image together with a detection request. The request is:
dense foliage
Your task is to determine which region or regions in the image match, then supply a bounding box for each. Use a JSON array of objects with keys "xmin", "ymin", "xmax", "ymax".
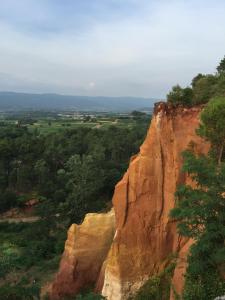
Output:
[
  {"xmin": 167, "ymin": 56, "xmax": 225, "ymax": 106},
  {"xmin": 0, "ymin": 120, "xmax": 149, "ymax": 223},
  {"xmin": 198, "ymin": 97, "xmax": 225, "ymax": 165},
  {"xmin": 170, "ymin": 98, "xmax": 225, "ymax": 299},
  {"xmin": 167, "ymin": 85, "xmax": 193, "ymax": 106},
  {"xmin": 0, "ymin": 221, "xmax": 65, "ymax": 299},
  {"xmin": 0, "ymin": 116, "xmax": 150, "ymax": 299}
]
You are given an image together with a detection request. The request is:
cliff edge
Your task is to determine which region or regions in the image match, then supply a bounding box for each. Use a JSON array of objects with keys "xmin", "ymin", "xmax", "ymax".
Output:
[{"xmin": 50, "ymin": 102, "xmax": 209, "ymax": 300}]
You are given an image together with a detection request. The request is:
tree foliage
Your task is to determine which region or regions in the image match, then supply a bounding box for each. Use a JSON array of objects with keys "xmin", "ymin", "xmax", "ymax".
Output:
[
  {"xmin": 0, "ymin": 121, "xmax": 149, "ymax": 224},
  {"xmin": 192, "ymin": 75, "xmax": 218, "ymax": 104},
  {"xmin": 167, "ymin": 85, "xmax": 193, "ymax": 106},
  {"xmin": 170, "ymin": 99, "xmax": 225, "ymax": 299},
  {"xmin": 167, "ymin": 56, "xmax": 225, "ymax": 106},
  {"xmin": 217, "ymin": 56, "xmax": 225, "ymax": 74},
  {"xmin": 198, "ymin": 97, "xmax": 225, "ymax": 164},
  {"xmin": 0, "ymin": 119, "xmax": 150, "ymax": 298}
]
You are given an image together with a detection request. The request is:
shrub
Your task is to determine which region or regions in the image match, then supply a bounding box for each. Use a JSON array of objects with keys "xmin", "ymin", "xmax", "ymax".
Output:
[
  {"xmin": 134, "ymin": 262, "xmax": 176, "ymax": 300},
  {"xmin": 192, "ymin": 75, "xmax": 218, "ymax": 104},
  {"xmin": 167, "ymin": 85, "xmax": 193, "ymax": 106},
  {"xmin": 183, "ymin": 266, "xmax": 225, "ymax": 300},
  {"xmin": 0, "ymin": 282, "xmax": 40, "ymax": 300}
]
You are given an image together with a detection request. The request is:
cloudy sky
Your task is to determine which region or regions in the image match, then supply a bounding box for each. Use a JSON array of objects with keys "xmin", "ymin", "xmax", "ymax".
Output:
[{"xmin": 0, "ymin": 0, "xmax": 225, "ymax": 98}]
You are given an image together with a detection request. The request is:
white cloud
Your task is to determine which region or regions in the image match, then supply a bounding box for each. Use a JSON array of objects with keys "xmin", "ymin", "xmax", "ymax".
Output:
[{"xmin": 0, "ymin": 0, "xmax": 225, "ymax": 97}]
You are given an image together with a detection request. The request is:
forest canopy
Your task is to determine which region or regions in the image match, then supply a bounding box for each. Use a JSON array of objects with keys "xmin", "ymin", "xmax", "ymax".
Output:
[{"xmin": 167, "ymin": 56, "xmax": 225, "ymax": 106}]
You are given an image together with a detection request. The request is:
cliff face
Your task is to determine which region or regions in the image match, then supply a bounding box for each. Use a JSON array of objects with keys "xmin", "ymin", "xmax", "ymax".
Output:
[
  {"xmin": 50, "ymin": 103, "xmax": 209, "ymax": 300},
  {"xmin": 50, "ymin": 210, "xmax": 115, "ymax": 300}
]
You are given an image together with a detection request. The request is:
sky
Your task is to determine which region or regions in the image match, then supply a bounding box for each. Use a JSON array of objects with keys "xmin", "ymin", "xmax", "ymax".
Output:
[{"xmin": 0, "ymin": 0, "xmax": 225, "ymax": 98}]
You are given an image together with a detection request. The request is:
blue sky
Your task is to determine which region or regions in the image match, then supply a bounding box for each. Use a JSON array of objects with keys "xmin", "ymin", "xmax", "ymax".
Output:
[{"xmin": 0, "ymin": 0, "xmax": 225, "ymax": 98}]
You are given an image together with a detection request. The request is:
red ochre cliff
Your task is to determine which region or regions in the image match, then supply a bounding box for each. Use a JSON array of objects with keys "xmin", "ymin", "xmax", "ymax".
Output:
[{"xmin": 50, "ymin": 102, "xmax": 209, "ymax": 300}]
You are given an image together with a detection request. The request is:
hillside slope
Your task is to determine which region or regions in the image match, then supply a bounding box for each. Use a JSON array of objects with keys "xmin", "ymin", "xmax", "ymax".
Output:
[{"xmin": 0, "ymin": 92, "xmax": 156, "ymax": 112}]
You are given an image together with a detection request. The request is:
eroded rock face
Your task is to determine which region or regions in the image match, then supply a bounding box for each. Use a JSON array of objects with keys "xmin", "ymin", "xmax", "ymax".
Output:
[
  {"xmin": 50, "ymin": 210, "xmax": 115, "ymax": 300},
  {"xmin": 101, "ymin": 103, "xmax": 209, "ymax": 300},
  {"xmin": 50, "ymin": 103, "xmax": 209, "ymax": 300}
]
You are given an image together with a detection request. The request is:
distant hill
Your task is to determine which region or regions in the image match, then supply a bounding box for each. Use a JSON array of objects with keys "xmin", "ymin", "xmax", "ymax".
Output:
[{"xmin": 0, "ymin": 92, "xmax": 156, "ymax": 112}]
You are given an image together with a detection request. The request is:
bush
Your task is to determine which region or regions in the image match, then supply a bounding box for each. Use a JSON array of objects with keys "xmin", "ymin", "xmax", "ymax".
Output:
[
  {"xmin": 167, "ymin": 85, "xmax": 193, "ymax": 106},
  {"xmin": 183, "ymin": 267, "xmax": 225, "ymax": 300},
  {"xmin": 134, "ymin": 262, "xmax": 176, "ymax": 300},
  {"xmin": 0, "ymin": 282, "xmax": 40, "ymax": 300}
]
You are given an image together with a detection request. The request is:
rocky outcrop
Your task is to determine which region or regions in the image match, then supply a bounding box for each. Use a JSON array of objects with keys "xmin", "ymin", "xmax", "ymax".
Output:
[
  {"xmin": 100, "ymin": 103, "xmax": 209, "ymax": 300},
  {"xmin": 50, "ymin": 210, "xmax": 115, "ymax": 300},
  {"xmin": 50, "ymin": 102, "xmax": 209, "ymax": 300}
]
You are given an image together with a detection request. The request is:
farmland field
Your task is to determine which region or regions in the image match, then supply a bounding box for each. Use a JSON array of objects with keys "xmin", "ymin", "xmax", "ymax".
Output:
[{"xmin": 0, "ymin": 110, "xmax": 151, "ymax": 134}]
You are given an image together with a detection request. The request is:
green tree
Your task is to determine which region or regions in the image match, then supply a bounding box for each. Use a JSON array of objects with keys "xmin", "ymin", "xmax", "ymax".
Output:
[
  {"xmin": 191, "ymin": 73, "xmax": 204, "ymax": 88},
  {"xmin": 170, "ymin": 99, "xmax": 225, "ymax": 299},
  {"xmin": 167, "ymin": 85, "xmax": 193, "ymax": 106},
  {"xmin": 34, "ymin": 159, "xmax": 48, "ymax": 183},
  {"xmin": 62, "ymin": 152, "xmax": 106, "ymax": 223},
  {"xmin": 166, "ymin": 56, "xmax": 225, "ymax": 107},
  {"xmin": 170, "ymin": 152, "xmax": 225, "ymax": 299},
  {"xmin": 214, "ymin": 74, "xmax": 225, "ymax": 97},
  {"xmin": 217, "ymin": 56, "xmax": 225, "ymax": 74},
  {"xmin": 192, "ymin": 75, "xmax": 218, "ymax": 105},
  {"xmin": 198, "ymin": 97, "xmax": 225, "ymax": 165}
]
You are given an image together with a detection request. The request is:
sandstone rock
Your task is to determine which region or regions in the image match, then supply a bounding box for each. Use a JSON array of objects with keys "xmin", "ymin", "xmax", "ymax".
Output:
[
  {"xmin": 101, "ymin": 103, "xmax": 209, "ymax": 300},
  {"xmin": 51, "ymin": 103, "xmax": 209, "ymax": 300},
  {"xmin": 50, "ymin": 210, "xmax": 115, "ymax": 299}
]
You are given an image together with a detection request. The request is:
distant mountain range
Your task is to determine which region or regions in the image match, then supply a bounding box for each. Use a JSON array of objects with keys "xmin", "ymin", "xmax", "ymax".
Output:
[{"xmin": 0, "ymin": 92, "xmax": 157, "ymax": 112}]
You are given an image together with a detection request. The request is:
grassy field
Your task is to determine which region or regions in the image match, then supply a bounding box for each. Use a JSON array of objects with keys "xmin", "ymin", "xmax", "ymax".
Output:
[
  {"xmin": 1, "ymin": 112, "xmax": 151, "ymax": 134},
  {"xmin": 26, "ymin": 118, "xmax": 145, "ymax": 134}
]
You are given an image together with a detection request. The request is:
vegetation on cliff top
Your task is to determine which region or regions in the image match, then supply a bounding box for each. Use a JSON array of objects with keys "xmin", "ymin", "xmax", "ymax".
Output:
[
  {"xmin": 167, "ymin": 56, "xmax": 225, "ymax": 106},
  {"xmin": 170, "ymin": 97, "xmax": 225, "ymax": 299}
]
